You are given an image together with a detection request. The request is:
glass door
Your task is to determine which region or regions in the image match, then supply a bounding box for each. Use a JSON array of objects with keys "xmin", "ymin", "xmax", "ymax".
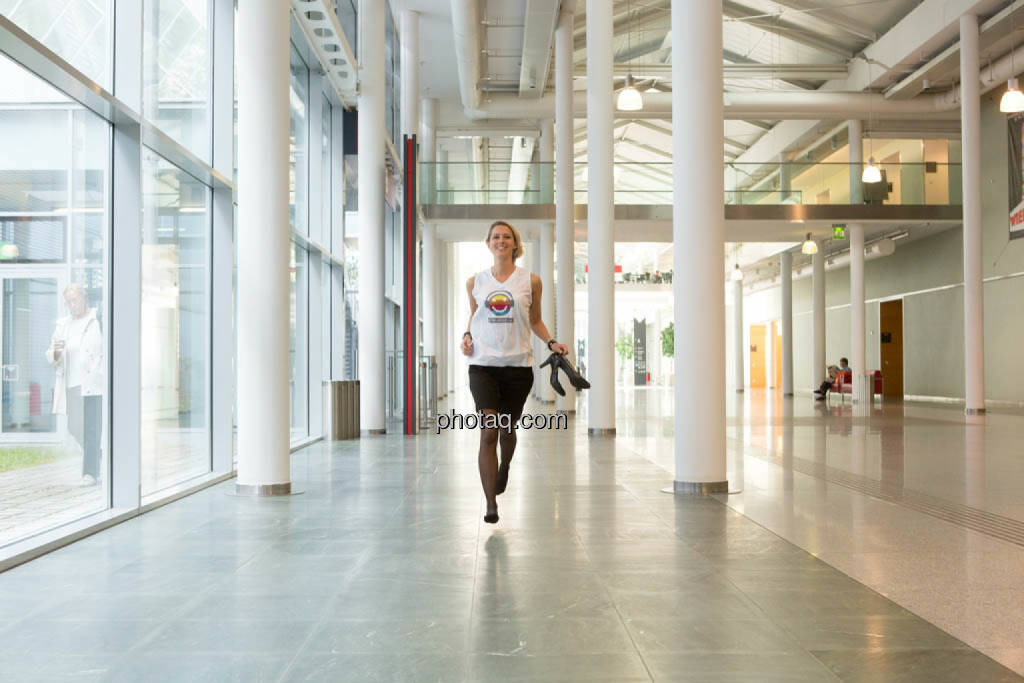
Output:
[{"xmin": 0, "ymin": 270, "xmax": 66, "ymax": 443}]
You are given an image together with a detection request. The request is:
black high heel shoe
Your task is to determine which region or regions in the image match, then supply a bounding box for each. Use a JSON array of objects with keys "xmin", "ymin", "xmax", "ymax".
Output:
[
  {"xmin": 539, "ymin": 353, "xmax": 566, "ymax": 396},
  {"xmin": 553, "ymin": 353, "xmax": 591, "ymax": 390}
]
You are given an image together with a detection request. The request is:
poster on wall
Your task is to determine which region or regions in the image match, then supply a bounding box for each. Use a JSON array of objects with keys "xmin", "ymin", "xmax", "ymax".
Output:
[{"xmin": 1007, "ymin": 113, "xmax": 1024, "ymax": 239}]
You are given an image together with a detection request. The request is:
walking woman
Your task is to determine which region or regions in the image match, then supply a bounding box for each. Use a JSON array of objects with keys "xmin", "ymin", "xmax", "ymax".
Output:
[{"xmin": 461, "ymin": 220, "xmax": 568, "ymax": 524}]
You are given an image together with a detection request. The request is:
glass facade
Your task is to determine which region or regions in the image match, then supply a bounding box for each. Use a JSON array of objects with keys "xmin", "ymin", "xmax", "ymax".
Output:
[
  {"xmin": 0, "ymin": 54, "xmax": 110, "ymax": 546},
  {"xmin": 0, "ymin": 0, "xmax": 113, "ymax": 89},
  {"xmin": 290, "ymin": 243, "xmax": 309, "ymax": 439},
  {"xmin": 290, "ymin": 44, "xmax": 309, "ymax": 235},
  {"xmin": 0, "ymin": 2, "xmax": 379, "ymax": 553},
  {"xmin": 143, "ymin": 0, "xmax": 212, "ymax": 161},
  {"xmin": 140, "ymin": 150, "xmax": 210, "ymax": 498}
]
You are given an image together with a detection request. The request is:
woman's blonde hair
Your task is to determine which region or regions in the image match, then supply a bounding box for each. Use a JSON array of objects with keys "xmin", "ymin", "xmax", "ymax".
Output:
[{"xmin": 486, "ymin": 220, "xmax": 524, "ymax": 260}]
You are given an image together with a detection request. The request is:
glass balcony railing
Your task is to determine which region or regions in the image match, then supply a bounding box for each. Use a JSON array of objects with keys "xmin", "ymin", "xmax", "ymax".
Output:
[
  {"xmin": 419, "ymin": 162, "xmax": 554, "ymax": 205},
  {"xmin": 418, "ymin": 161, "xmax": 963, "ymax": 207}
]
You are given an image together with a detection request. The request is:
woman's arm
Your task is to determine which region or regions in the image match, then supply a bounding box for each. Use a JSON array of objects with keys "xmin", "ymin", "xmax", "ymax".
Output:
[
  {"xmin": 461, "ymin": 276, "xmax": 477, "ymax": 356},
  {"xmin": 528, "ymin": 274, "xmax": 568, "ymax": 355}
]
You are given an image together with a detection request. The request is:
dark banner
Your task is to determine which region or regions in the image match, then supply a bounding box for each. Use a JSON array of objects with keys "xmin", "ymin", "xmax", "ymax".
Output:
[{"xmin": 1007, "ymin": 113, "xmax": 1024, "ymax": 240}]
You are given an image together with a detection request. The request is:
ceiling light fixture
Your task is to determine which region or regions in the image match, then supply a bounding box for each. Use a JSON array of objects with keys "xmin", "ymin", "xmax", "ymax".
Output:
[
  {"xmin": 862, "ymin": 156, "xmax": 882, "ymax": 183},
  {"xmin": 731, "ymin": 263, "xmax": 744, "ymax": 281},
  {"xmin": 1002, "ymin": 78, "xmax": 1024, "ymax": 113},
  {"xmin": 861, "ymin": 58, "xmax": 882, "ymax": 183},
  {"xmin": 1001, "ymin": 11, "xmax": 1024, "ymax": 113},
  {"xmin": 617, "ymin": 74, "xmax": 643, "ymax": 111},
  {"xmin": 801, "ymin": 232, "xmax": 818, "ymax": 255},
  {"xmin": 616, "ymin": 0, "xmax": 643, "ymax": 112}
]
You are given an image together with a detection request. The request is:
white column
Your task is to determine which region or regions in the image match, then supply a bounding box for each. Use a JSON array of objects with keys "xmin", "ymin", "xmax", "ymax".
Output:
[
  {"xmin": 440, "ymin": 240, "xmax": 450, "ymax": 397},
  {"xmin": 672, "ymin": 0, "xmax": 726, "ymax": 492},
  {"xmin": 555, "ymin": 3, "xmax": 576, "ymax": 413},
  {"xmin": 423, "ymin": 224, "xmax": 437, "ymax": 360},
  {"xmin": 780, "ymin": 251, "xmax": 793, "ymax": 396},
  {"xmin": 400, "ymin": 10, "xmax": 419, "ymax": 140},
  {"xmin": 812, "ymin": 243, "xmax": 825, "ymax": 389},
  {"xmin": 359, "ymin": 0, "xmax": 386, "ymax": 433},
  {"xmin": 452, "ymin": 244, "xmax": 460, "ymax": 395},
  {"xmin": 420, "ymin": 98, "xmax": 437, "ymax": 162},
  {"xmin": 961, "ymin": 14, "xmax": 986, "ymax": 415},
  {"xmin": 850, "ymin": 223, "xmax": 866, "ymax": 404},
  {"xmin": 236, "ymin": 0, "xmax": 291, "ymax": 492},
  {"xmin": 436, "ymin": 239, "xmax": 445, "ymax": 399},
  {"xmin": 421, "ymin": 97, "xmax": 437, "ymax": 205},
  {"xmin": 539, "ymin": 119, "xmax": 556, "ymax": 403},
  {"xmin": 848, "ymin": 119, "xmax": 863, "ymax": 205},
  {"xmin": 586, "ymin": 0, "xmax": 615, "ymax": 434},
  {"xmin": 733, "ymin": 279, "xmax": 743, "ymax": 392}
]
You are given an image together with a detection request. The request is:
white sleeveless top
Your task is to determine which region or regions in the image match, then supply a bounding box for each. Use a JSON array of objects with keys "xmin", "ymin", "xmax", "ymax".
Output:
[{"xmin": 469, "ymin": 266, "xmax": 534, "ymax": 367}]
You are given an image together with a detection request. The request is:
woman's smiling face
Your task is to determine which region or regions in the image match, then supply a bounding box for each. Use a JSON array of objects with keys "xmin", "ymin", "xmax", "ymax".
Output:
[{"xmin": 488, "ymin": 224, "xmax": 516, "ymax": 257}]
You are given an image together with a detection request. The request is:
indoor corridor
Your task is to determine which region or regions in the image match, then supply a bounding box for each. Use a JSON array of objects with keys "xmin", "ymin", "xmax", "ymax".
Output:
[{"xmin": 0, "ymin": 387, "xmax": 1022, "ymax": 681}]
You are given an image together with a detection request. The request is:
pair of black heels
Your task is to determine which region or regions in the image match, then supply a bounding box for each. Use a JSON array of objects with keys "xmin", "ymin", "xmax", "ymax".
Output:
[{"xmin": 538, "ymin": 352, "xmax": 591, "ymax": 396}]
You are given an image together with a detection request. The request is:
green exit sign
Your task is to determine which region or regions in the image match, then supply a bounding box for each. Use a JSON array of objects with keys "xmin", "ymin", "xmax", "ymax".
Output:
[{"xmin": 832, "ymin": 225, "xmax": 846, "ymax": 239}]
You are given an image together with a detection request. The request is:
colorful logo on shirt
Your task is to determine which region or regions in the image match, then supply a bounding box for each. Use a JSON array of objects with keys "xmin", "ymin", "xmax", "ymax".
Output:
[{"xmin": 485, "ymin": 290, "xmax": 514, "ymax": 317}]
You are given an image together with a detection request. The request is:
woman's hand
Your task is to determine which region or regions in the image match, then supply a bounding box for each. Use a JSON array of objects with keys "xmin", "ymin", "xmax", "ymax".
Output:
[
  {"xmin": 550, "ymin": 342, "xmax": 569, "ymax": 356},
  {"xmin": 461, "ymin": 334, "xmax": 474, "ymax": 356}
]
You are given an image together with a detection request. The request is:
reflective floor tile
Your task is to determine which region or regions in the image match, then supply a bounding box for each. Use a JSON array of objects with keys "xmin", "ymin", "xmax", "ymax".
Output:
[
  {"xmin": 812, "ymin": 648, "xmax": 1023, "ymax": 682},
  {"xmin": 304, "ymin": 618, "xmax": 470, "ymax": 655},
  {"xmin": 624, "ymin": 618, "xmax": 802, "ymax": 655},
  {"xmin": 280, "ymin": 653, "xmax": 467, "ymax": 682},
  {"xmin": 465, "ymin": 653, "xmax": 650, "ymax": 682},
  {"xmin": 469, "ymin": 616, "xmax": 635, "ymax": 656}
]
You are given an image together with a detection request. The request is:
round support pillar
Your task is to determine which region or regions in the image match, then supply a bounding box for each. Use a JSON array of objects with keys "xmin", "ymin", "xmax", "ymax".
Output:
[
  {"xmin": 586, "ymin": 0, "xmax": 615, "ymax": 434},
  {"xmin": 849, "ymin": 223, "xmax": 866, "ymax": 404},
  {"xmin": 670, "ymin": 0, "xmax": 727, "ymax": 492},
  {"xmin": 358, "ymin": 0, "xmax": 386, "ymax": 433},
  {"xmin": 236, "ymin": 0, "xmax": 292, "ymax": 493},
  {"xmin": 960, "ymin": 14, "xmax": 986, "ymax": 415},
  {"xmin": 812, "ymin": 244, "xmax": 825, "ymax": 390},
  {"xmin": 555, "ymin": 4, "xmax": 577, "ymax": 414},
  {"xmin": 780, "ymin": 251, "xmax": 793, "ymax": 396}
]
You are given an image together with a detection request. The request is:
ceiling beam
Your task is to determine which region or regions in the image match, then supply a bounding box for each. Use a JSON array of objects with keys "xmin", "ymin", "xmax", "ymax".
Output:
[
  {"xmin": 573, "ymin": 0, "xmax": 670, "ymax": 51},
  {"xmin": 722, "ymin": 1, "xmax": 854, "ymax": 60},
  {"xmin": 518, "ymin": 0, "xmax": 560, "ymax": 98},
  {"xmin": 768, "ymin": 0, "xmax": 877, "ymax": 43},
  {"xmin": 573, "ymin": 61, "xmax": 846, "ymax": 81}
]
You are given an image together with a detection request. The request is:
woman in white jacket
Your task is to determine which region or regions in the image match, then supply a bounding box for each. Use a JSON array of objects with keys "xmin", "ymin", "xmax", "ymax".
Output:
[{"xmin": 46, "ymin": 284, "xmax": 104, "ymax": 486}]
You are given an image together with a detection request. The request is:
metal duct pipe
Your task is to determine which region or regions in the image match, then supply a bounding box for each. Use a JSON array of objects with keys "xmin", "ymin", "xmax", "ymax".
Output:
[
  {"xmin": 450, "ymin": 0, "xmax": 481, "ymax": 112},
  {"xmin": 450, "ymin": 0, "xmax": 1024, "ymax": 121}
]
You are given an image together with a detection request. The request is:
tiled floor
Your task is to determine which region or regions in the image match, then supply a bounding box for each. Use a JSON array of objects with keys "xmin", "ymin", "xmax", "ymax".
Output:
[{"xmin": 0, "ymin": 387, "xmax": 1021, "ymax": 681}]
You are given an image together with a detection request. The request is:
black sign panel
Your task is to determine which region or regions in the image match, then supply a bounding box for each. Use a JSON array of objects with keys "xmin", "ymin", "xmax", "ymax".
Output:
[{"xmin": 633, "ymin": 319, "xmax": 647, "ymax": 385}]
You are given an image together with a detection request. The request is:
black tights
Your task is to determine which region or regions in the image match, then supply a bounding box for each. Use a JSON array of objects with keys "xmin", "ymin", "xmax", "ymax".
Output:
[{"xmin": 477, "ymin": 412, "xmax": 520, "ymax": 513}]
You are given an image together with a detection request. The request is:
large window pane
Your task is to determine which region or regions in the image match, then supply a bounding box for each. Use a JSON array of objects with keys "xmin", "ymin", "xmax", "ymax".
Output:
[
  {"xmin": 290, "ymin": 45, "xmax": 308, "ymax": 234},
  {"xmin": 321, "ymin": 94, "xmax": 331, "ymax": 246},
  {"xmin": 290, "ymin": 243, "xmax": 308, "ymax": 440},
  {"xmin": 143, "ymin": 0, "xmax": 211, "ymax": 161},
  {"xmin": 0, "ymin": 0, "xmax": 113, "ymax": 89},
  {"xmin": 0, "ymin": 54, "xmax": 110, "ymax": 547},
  {"xmin": 141, "ymin": 149, "xmax": 210, "ymax": 497}
]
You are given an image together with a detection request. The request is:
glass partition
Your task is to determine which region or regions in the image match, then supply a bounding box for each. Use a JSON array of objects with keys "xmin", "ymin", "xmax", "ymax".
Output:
[{"xmin": 419, "ymin": 161, "xmax": 963, "ymax": 206}]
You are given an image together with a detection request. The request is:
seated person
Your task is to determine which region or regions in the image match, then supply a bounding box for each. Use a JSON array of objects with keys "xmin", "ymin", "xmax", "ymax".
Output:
[{"xmin": 814, "ymin": 357, "xmax": 851, "ymax": 400}]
